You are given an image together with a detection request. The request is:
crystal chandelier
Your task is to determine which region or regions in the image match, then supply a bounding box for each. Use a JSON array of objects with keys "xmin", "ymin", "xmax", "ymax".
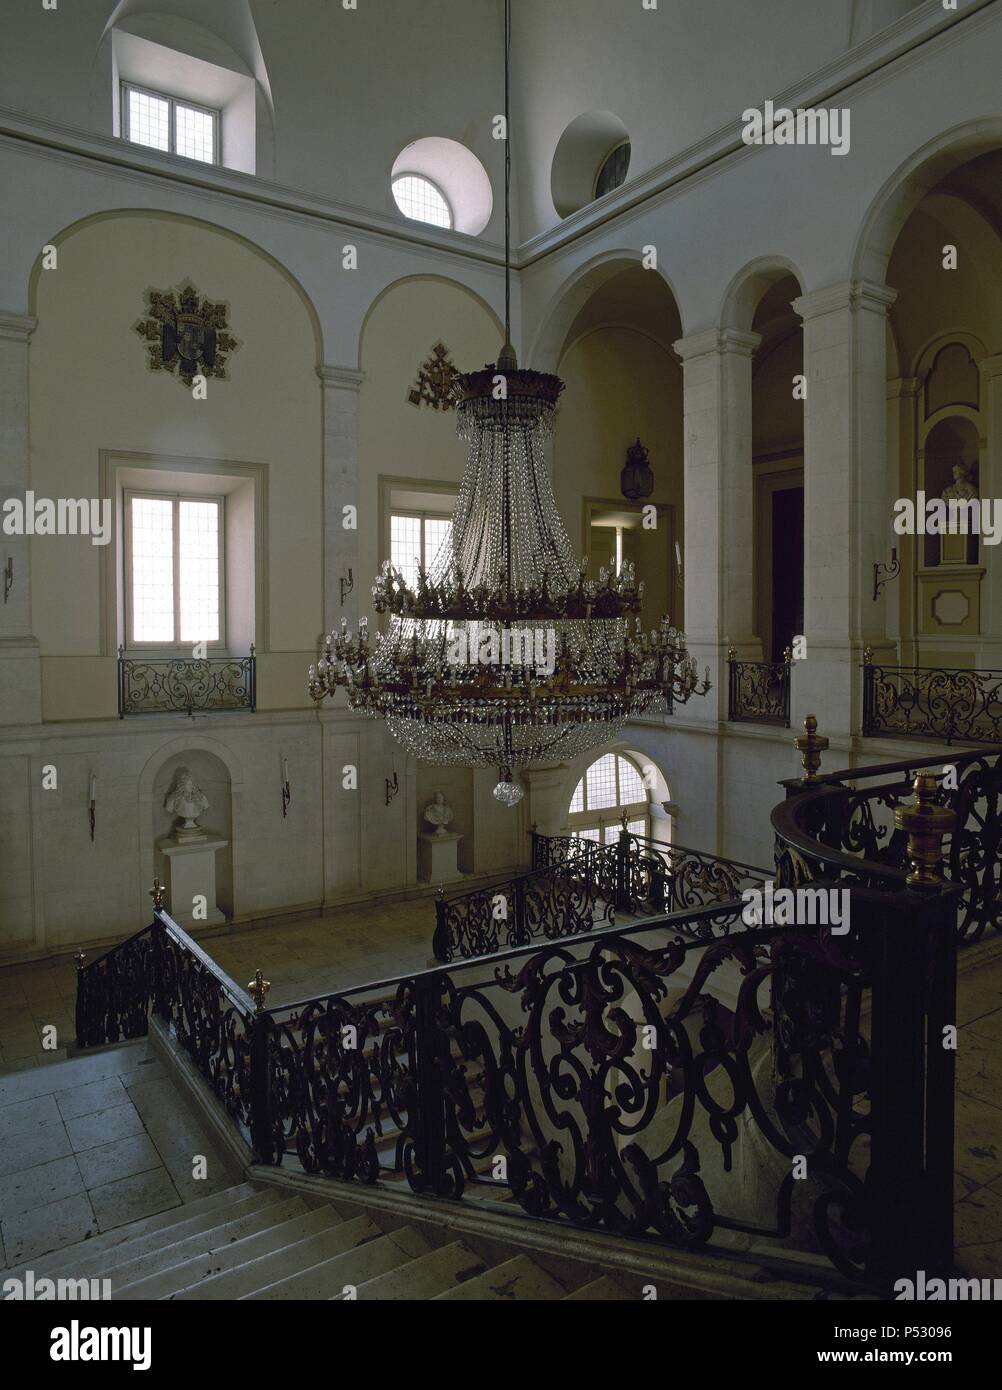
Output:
[{"xmin": 309, "ymin": 2, "xmax": 709, "ymax": 807}]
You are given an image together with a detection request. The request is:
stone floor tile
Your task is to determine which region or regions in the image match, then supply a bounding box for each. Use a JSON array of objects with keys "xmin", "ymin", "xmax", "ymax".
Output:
[
  {"xmin": 75, "ymin": 1134, "xmax": 163, "ymax": 1190},
  {"xmin": 0, "ymin": 1155, "xmax": 84, "ymax": 1218},
  {"xmin": 1, "ymin": 1191, "xmax": 98, "ymax": 1268},
  {"xmin": 54, "ymin": 1075, "xmax": 128, "ymax": 1121},
  {"xmin": 64, "ymin": 1101, "xmax": 145, "ymax": 1153},
  {"xmin": 88, "ymin": 1165, "xmax": 181, "ymax": 1232}
]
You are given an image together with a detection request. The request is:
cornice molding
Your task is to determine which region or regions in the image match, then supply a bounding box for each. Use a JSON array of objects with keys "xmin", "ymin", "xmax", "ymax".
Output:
[
  {"xmin": 317, "ymin": 365, "xmax": 365, "ymax": 391},
  {"xmin": 673, "ymin": 327, "xmax": 761, "ymax": 362},
  {"xmin": 0, "ymin": 311, "xmax": 37, "ymax": 343},
  {"xmin": 793, "ymin": 280, "xmax": 898, "ymax": 321}
]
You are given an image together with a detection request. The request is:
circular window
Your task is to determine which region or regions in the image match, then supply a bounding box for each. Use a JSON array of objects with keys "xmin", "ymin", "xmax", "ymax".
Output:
[
  {"xmin": 392, "ymin": 174, "xmax": 452, "ymax": 230},
  {"xmin": 390, "ymin": 138, "xmax": 493, "ymax": 236},
  {"xmin": 551, "ymin": 112, "xmax": 631, "ymax": 219},
  {"xmin": 595, "ymin": 141, "xmax": 631, "ymax": 199}
]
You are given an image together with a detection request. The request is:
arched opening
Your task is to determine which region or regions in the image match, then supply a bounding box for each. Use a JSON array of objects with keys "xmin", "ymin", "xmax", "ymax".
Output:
[
  {"xmin": 551, "ymin": 261, "xmax": 684, "ymax": 633},
  {"xmin": 750, "ymin": 274, "xmax": 805, "ymax": 662},
  {"xmin": 567, "ymin": 750, "xmax": 667, "ymax": 845},
  {"xmin": 880, "ymin": 146, "xmax": 1002, "ymax": 667}
]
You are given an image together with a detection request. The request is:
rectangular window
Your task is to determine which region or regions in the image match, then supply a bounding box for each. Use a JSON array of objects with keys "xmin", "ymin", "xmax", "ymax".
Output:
[
  {"xmin": 125, "ymin": 491, "xmax": 224, "ymax": 648},
  {"xmin": 122, "ymin": 83, "xmax": 219, "ymax": 164},
  {"xmin": 390, "ymin": 511, "xmax": 452, "ymax": 587}
]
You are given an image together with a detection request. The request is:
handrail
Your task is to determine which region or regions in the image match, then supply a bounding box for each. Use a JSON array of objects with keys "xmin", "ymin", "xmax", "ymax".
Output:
[
  {"xmin": 628, "ymin": 831, "xmax": 770, "ymax": 881},
  {"xmin": 275, "ymin": 894, "xmax": 752, "ymax": 1018},
  {"xmin": 154, "ymin": 908, "xmax": 257, "ymax": 1016}
]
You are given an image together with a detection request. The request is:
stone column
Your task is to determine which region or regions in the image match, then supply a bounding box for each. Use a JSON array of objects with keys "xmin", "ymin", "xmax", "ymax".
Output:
[
  {"xmin": 672, "ymin": 327, "xmax": 762, "ymax": 723},
  {"xmin": 0, "ymin": 311, "xmax": 41, "ymax": 724},
  {"xmin": 977, "ymin": 354, "xmax": 1002, "ymax": 667},
  {"xmin": 318, "ymin": 365, "xmax": 365, "ymax": 637},
  {"xmin": 790, "ymin": 281, "xmax": 897, "ymax": 739}
]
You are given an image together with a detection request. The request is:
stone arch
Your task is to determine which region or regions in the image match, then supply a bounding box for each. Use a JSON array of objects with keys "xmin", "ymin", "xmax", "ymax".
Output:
[
  {"xmin": 719, "ymin": 254, "xmax": 805, "ymax": 334},
  {"xmin": 529, "ymin": 250, "xmax": 684, "ymax": 376},
  {"xmin": 558, "ymin": 740, "xmax": 674, "ymax": 838},
  {"xmin": 27, "ymin": 208, "xmax": 324, "ymax": 367},
  {"xmin": 851, "ymin": 119, "xmax": 1002, "ymax": 286},
  {"xmin": 357, "ymin": 273, "xmax": 504, "ymax": 367}
]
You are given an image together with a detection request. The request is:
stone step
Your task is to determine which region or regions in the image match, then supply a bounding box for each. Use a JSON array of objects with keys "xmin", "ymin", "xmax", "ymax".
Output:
[
  {"xmin": 565, "ymin": 1276, "xmax": 634, "ymax": 1300},
  {"xmin": 345, "ymin": 1240, "xmax": 488, "ymax": 1300},
  {"xmin": 102, "ymin": 1197, "xmax": 308, "ymax": 1291},
  {"xmin": 433, "ymin": 1254, "xmax": 568, "ymax": 1301},
  {"xmin": 2, "ymin": 1182, "xmax": 259, "ymax": 1282},
  {"xmin": 243, "ymin": 1225, "xmax": 431, "ymax": 1300},
  {"xmin": 169, "ymin": 1213, "xmax": 384, "ymax": 1301},
  {"xmin": 114, "ymin": 1207, "xmax": 343, "ymax": 1300}
]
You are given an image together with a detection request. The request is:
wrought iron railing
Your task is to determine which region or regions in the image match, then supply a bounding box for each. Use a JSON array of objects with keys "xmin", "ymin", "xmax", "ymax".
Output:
[
  {"xmin": 76, "ymin": 873, "xmax": 958, "ymax": 1291},
  {"xmin": 773, "ymin": 743, "xmax": 1001, "ymax": 944},
  {"xmin": 727, "ymin": 648, "xmax": 791, "ymax": 727},
  {"xmin": 432, "ymin": 860, "xmax": 612, "ymax": 964},
  {"xmin": 118, "ymin": 645, "xmax": 256, "ymax": 717},
  {"xmin": 862, "ymin": 655, "xmax": 1002, "ymax": 745},
  {"xmin": 432, "ymin": 832, "xmax": 769, "ymax": 963}
]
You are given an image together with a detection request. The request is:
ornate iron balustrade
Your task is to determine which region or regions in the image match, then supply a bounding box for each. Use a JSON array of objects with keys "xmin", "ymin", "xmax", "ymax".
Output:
[
  {"xmin": 727, "ymin": 648, "xmax": 792, "ymax": 727},
  {"xmin": 77, "ymin": 884, "xmax": 957, "ymax": 1290},
  {"xmin": 118, "ymin": 646, "xmax": 256, "ymax": 717},
  {"xmin": 533, "ymin": 829, "xmax": 769, "ymax": 928},
  {"xmin": 862, "ymin": 656, "xmax": 1002, "ymax": 745},
  {"xmin": 773, "ymin": 741, "xmax": 1001, "ymax": 943}
]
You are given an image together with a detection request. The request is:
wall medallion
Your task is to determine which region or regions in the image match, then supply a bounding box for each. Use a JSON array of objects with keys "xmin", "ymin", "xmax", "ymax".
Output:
[
  {"xmin": 134, "ymin": 281, "xmax": 240, "ymax": 388},
  {"xmin": 407, "ymin": 340, "xmax": 460, "ymax": 410}
]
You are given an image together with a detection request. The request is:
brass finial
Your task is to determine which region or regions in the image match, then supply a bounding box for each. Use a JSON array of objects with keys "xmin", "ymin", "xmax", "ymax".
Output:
[
  {"xmin": 247, "ymin": 969, "xmax": 271, "ymax": 1012},
  {"xmin": 149, "ymin": 878, "xmax": 166, "ymax": 910},
  {"xmin": 783, "ymin": 645, "xmax": 793, "ymax": 665},
  {"xmin": 795, "ymin": 714, "xmax": 829, "ymax": 782},
  {"xmin": 894, "ymin": 772, "xmax": 957, "ymax": 889},
  {"xmin": 726, "ymin": 646, "xmax": 737, "ymax": 663},
  {"xmin": 862, "ymin": 645, "xmax": 874, "ymax": 666},
  {"xmin": 74, "ymin": 950, "xmax": 86, "ymax": 971},
  {"xmin": 497, "ymin": 341, "xmax": 517, "ymax": 371}
]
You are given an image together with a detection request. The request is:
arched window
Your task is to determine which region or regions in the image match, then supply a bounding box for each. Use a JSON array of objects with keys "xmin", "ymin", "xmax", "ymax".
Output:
[
  {"xmin": 392, "ymin": 174, "xmax": 453, "ymax": 230},
  {"xmin": 567, "ymin": 752, "xmax": 652, "ymax": 844},
  {"xmin": 595, "ymin": 140, "xmax": 630, "ymax": 199}
]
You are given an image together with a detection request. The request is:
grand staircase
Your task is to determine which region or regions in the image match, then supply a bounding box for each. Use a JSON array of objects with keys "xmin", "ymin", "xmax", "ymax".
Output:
[{"xmin": 2, "ymin": 1177, "xmax": 629, "ymax": 1300}]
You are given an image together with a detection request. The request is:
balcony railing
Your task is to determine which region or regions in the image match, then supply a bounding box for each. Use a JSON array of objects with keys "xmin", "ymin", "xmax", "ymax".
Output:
[
  {"xmin": 75, "ymin": 720, "xmax": 984, "ymax": 1292},
  {"xmin": 861, "ymin": 653, "xmax": 1002, "ymax": 744},
  {"xmin": 118, "ymin": 645, "xmax": 256, "ymax": 717},
  {"xmin": 727, "ymin": 647, "xmax": 791, "ymax": 727}
]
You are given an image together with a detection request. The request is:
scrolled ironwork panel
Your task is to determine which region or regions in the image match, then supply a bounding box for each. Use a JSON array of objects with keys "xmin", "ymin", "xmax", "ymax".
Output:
[
  {"xmin": 728, "ymin": 659, "xmax": 791, "ymax": 727},
  {"xmin": 119, "ymin": 652, "xmax": 255, "ymax": 716},
  {"xmin": 863, "ymin": 663, "xmax": 1002, "ymax": 744}
]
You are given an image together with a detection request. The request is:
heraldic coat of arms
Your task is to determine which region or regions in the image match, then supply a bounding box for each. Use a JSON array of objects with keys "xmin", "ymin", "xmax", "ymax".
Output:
[{"xmin": 134, "ymin": 281, "xmax": 240, "ymax": 388}]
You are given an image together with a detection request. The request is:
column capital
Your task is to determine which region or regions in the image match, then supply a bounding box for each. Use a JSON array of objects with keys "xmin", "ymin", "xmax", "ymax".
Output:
[
  {"xmin": 977, "ymin": 353, "xmax": 1002, "ymax": 382},
  {"xmin": 792, "ymin": 280, "xmax": 897, "ymax": 321},
  {"xmin": 0, "ymin": 312, "xmax": 38, "ymax": 344},
  {"xmin": 672, "ymin": 327, "xmax": 761, "ymax": 362},
  {"xmin": 317, "ymin": 364, "xmax": 365, "ymax": 392}
]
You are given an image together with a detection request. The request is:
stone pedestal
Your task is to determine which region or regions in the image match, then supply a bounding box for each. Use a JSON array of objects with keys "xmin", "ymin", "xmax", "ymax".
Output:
[
  {"xmin": 417, "ymin": 831, "xmax": 464, "ymax": 885},
  {"xmin": 158, "ymin": 834, "xmax": 228, "ymax": 928}
]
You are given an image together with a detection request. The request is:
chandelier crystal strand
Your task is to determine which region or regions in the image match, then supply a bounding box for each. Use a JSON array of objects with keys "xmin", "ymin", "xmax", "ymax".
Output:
[{"xmin": 308, "ymin": 0, "xmax": 710, "ymax": 804}]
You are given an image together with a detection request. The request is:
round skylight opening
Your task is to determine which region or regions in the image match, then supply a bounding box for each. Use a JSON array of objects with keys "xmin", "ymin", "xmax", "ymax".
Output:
[
  {"xmin": 595, "ymin": 141, "xmax": 631, "ymax": 199},
  {"xmin": 392, "ymin": 174, "xmax": 453, "ymax": 230}
]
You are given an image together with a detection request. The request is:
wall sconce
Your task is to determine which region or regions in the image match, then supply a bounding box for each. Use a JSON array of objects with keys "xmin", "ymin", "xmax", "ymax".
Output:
[
  {"xmin": 873, "ymin": 546, "xmax": 900, "ymax": 601},
  {"xmin": 281, "ymin": 757, "xmax": 291, "ymax": 818},
  {"xmin": 3, "ymin": 557, "xmax": 12, "ymax": 604},
  {"xmin": 340, "ymin": 568, "xmax": 354, "ymax": 607},
  {"xmin": 385, "ymin": 769, "xmax": 399, "ymax": 806},
  {"xmin": 88, "ymin": 773, "xmax": 97, "ymax": 842},
  {"xmin": 620, "ymin": 437, "xmax": 654, "ymax": 501}
]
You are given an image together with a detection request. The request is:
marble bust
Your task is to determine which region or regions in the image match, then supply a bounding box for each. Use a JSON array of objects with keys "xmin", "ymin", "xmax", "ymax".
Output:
[
  {"xmin": 164, "ymin": 766, "xmax": 209, "ymax": 842},
  {"xmin": 422, "ymin": 790, "xmax": 454, "ymax": 836},
  {"xmin": 942, "ymin": 459, "xmax": 978, "ymax": 503}
]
